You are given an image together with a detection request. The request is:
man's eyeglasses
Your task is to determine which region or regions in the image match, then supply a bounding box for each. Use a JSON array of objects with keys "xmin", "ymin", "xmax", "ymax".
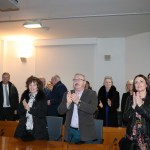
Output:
[{"xmin": 73, "ymin": 78, "xmax": 85, "ymax": 82}]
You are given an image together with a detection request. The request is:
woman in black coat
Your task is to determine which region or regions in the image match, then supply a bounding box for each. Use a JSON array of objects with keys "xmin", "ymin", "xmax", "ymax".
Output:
[
  {"xmin": 97, "ymin": 76, "xmax": 119, "ymax": 127},
  {"xmin": 121, "ymin": 79, "xmax": 133, "ymax": 126},
  {"xmin": 120, "ymin": 74, "xmax": 150, "ymax": 150},
  {"xmin": 14, "ymin": 76, "xmax": 49, "ymax": 141}
]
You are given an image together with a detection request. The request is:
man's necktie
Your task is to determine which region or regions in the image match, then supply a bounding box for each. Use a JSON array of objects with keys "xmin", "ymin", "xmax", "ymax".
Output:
[{"xmin": 5, "ymin": 85, "xmax": 10, "ymax": 106}]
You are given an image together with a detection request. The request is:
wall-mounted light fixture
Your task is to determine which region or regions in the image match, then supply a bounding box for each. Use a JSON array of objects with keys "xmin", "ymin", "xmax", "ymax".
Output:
[
  {"xmin": 14, "ymin": 38, "xmax": 34, "ymax": 63},
  {"xmin": 20, "ymin": 57, "xmax": 27, "ymax": 63},
  {"xmin": 23, "ymin": 21, "xmax": 42, "ymax": 28}
]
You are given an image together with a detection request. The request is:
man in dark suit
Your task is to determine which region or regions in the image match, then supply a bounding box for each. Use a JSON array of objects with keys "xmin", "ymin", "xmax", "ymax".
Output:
[
  {"xmin": 58, "ymin": 73, "xmax": 97, "ymax": 143},
  {"xmin": 49, "ymin": 75, "xmax": 67, "ymax": 123},
  {"xmin": 0, "ymin": 72, "xmax": 19, "ymax": 120}
]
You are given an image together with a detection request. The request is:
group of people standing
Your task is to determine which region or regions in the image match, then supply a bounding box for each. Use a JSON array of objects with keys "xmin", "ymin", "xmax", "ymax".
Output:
[
  {"xmin": 119, "ymin": 74, "xmax": 150, "ymax": 150},
  {"xmin": 0, "ymin": 73, "xmax": 67, "ymax": 140},
  {"xmin": 96, "ymin": 76, "xmax": 133, "ymax": 127},
  {"xmin": 96, "ymin": 74, "xmax": 150, "ymax": 150},
  {"xmin": 39, "ymin": 75, "xmax": 67, "ymax": 123},
  {"xmin": 1, "ymin": 72, "xmax": 150, "ymax": 149}
]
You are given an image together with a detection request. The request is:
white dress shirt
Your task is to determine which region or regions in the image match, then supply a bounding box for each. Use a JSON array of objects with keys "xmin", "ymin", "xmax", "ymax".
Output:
[
  {"xmin": 3, "ymin": 84, "xmax": 10, "ymax": 107},
  {"xmin": 70, "ymin": 90, "xmax": 83, "ymax": 128}
]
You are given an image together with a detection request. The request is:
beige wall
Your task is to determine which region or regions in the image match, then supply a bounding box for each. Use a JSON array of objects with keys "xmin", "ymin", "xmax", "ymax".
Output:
[
  {"xmin": 1, "ymin": 33, "xmax": 150, "ymax": 105},
  {"xmin": 0, "ymin": 39, "xmax": 96, "ymax": 99},
  {"xmin": 0, "ymin": 40, "xmax": 3, "ymax": 76},
  {"xmin": 35, "ymin": 44, "xmax": 95, "ymax": 91},
  {"xmin": 0, "ymin": 40, "xmax": 36, "ymax": 98}
]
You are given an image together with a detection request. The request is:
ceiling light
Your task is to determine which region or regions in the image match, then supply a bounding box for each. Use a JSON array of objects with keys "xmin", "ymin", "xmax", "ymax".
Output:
[{"xmin": 23, "ymin": 21, "xmax": 42, "ymax": 28}]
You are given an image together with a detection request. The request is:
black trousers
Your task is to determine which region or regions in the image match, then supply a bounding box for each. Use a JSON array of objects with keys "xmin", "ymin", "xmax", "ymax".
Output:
[
  {"xmin": 0, "ymin": 107, "xmax": 14, "ymax": 120},
  {"xmin": 119, "ymin": 137, "xmax": 138, "ymax": 150}
]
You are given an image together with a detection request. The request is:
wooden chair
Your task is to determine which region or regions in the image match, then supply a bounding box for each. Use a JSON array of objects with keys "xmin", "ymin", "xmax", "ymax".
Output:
[{"xmin": 103, "ymin": 127, "xmax": 126, "ymax": 146}]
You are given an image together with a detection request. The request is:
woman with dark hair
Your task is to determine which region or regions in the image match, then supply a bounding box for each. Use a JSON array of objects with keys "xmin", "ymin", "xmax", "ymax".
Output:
[
  {"xmin": 120, "ymin": 74, "xmax": 150, "ymax": 150},
  {"xmin": 85, "ymin": 81, "xmax": 92, "ymax": 90},
  {"xmin": 14, "ymin": 76, "xmax": 49, "ymax": 141}
]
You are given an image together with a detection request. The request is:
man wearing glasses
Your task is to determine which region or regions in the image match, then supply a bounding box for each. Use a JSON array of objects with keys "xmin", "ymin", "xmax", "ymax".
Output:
[{"xmin": 58, "ymin": 73, "xmax": 97, "ymax": 143}]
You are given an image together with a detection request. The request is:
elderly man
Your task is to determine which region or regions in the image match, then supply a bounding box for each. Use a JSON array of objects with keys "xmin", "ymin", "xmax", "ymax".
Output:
[
  {"xmin": 50, "ymin": 75, "xmax": 67, "ymax": 122},
  {"xmin": 58, "ymin": 73, "xmax": 97, "ymax": 143},
  {"xmin": 0, "ymin": 72, "xmax": 19, "ymax": 120}
]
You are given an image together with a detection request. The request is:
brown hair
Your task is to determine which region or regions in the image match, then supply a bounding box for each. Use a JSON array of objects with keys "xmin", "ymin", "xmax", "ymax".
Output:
[
  {"xmin": 26, "ymin": 75, "xmax": 43, "ymax": 90},
  {"xmin": 133, "ymin": 74, "xmax": 150, "ymax": 93}
]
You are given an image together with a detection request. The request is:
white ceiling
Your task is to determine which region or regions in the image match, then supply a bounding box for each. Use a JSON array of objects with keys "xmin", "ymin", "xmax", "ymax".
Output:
[{"xmin": 0, "ymin": 0, "xmax": 150, "ymax": 40}]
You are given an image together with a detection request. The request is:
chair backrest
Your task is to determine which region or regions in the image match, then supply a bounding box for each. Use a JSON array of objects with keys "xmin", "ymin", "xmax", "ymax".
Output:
[
  {"xmin": 94, "ymin": 119, "xmax": 103, "ymax": 144},
  {"xmin": 46, "ymin": 116, "xmax": 63, "ymax": 141}
]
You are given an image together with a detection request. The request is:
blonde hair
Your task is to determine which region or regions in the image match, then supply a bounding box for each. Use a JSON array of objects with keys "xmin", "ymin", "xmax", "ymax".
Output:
[
  {"xmin": 126, "ymin": 79, "xmax": 133, "ymax": 91},
  {"xmin": 103, "ymin": 76, "xmax": 113, "ymax": 84}
]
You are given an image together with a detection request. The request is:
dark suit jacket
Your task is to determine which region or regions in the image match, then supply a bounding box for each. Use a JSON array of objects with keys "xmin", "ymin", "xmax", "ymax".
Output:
[
  {"xmin": 49, "ymin": 81, "xmax": 67, "ymax": 116},
  {"xmin": 58, "ymin": 89, "xmax": 98, "ymax": 141},
  {"xmin": 121, "ymin": 92, "xmax": 130, "ymax": 126},
  {"xmin": 121, "ymin": 92, "xmax": 130, "ymax": 113},
  {"xmin": 0, "ymin": 81, "xmax": 19, "ymax": 120}
]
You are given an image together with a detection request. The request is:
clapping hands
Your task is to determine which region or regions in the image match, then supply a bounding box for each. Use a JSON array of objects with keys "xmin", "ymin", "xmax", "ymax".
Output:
[
  {"xmin": 132, "ymin": 92, "xmax": 144, "ymax": 109},
  {"xmin": 67, "ymin": 91, "xmax": 80, "ymax": 105},
  {"xmin": 22, "ymin": 99, "xmax": 30, "ymax": 111}
]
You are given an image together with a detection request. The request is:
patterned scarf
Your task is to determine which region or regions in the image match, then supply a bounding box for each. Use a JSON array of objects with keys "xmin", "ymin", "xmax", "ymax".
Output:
[{"xmin": 26, "ymin": 93, "xmax": 36, "ymax": 130}]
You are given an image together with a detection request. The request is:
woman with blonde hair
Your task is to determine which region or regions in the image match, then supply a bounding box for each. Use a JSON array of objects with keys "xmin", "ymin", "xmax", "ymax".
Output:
[
  {"xmin": 121, "ymin": 79, "xmax": 133, "ymax": 126},
  {"xmin": 97, "ymin": 76, "xmax": 119, "ymax": 127}
]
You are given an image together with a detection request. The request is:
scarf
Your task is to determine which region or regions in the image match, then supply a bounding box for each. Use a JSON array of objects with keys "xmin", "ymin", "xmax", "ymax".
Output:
[{"xmin": 26, "ymin": 93, "xmax": 36, "ymax": 130}]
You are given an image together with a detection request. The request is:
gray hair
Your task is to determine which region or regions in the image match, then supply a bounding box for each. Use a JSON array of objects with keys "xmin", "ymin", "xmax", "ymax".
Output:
[
  {"xmin": 52, "ymin": 75, "xmax": 61, "ymax": 81},
  {"xmin": 74, "ymin": 73, "xmax": 86, "ymax": 80}
]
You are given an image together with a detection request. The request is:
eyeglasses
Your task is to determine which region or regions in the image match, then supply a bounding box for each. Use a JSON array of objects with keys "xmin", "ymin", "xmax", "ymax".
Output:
[{"xmin": 73, "ymin": 78, "xmax": 85, "ymax": 82}]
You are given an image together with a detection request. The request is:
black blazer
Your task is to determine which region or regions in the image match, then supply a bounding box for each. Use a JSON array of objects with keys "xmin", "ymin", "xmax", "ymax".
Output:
[
  {"xmin": 0, "ymin": 81, "xmax": 19, "ymax": 118},
  {"xmin": 123, "ymin": 93, "xmax": 150, "ymax": 139},
  {"xmin": 121, "ymin": 92, "xmax": 130, "ymax": 113}
]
